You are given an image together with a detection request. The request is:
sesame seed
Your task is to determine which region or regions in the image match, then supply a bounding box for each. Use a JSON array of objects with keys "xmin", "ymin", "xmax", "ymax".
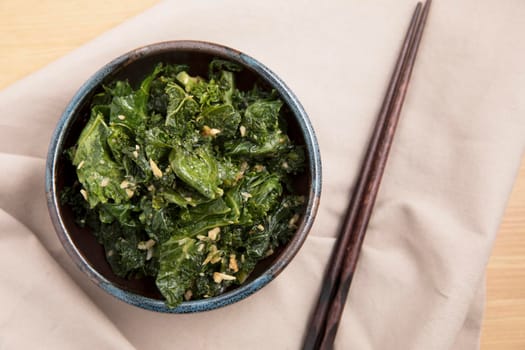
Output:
[
  {"xmin": 80, "ymin": 189, "xmax": 88, "ymax": 201},
  {"xmin": 117, "ymin": 115, "xmax": 126, "ymax": 120}
]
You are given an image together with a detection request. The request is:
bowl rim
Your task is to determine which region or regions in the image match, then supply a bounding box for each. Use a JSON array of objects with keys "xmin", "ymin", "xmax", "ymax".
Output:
[{"xmin": 45, "ymin": 40, "xmax": 322, "ymax": 313}]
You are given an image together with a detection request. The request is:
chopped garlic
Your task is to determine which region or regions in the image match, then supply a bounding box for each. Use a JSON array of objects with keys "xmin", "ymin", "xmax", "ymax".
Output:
[
  {"xmin": 117, "ymin": 115, "xmax": 126, "ymax": 120},
  {"xmin": 80, "ymin": 189, "xmax": 88, "ymax": 201},
  {"xmin": 208, "ymin": 227, "xmax": 220, "ymax": 241},
  {"xmin": 149, "ymin": 159, "xmax": 163, "ymax": 178},
  {"xmin": 239, "ymin": 125, "xmax": 246, "ymax": 137},
  {"xmin": 229, "ymin": 254, "xmax": 239, "ymax": 272},
  {"xmin": 125, "ymin": 188, "xmax": 134, "ymax": 198},
  {"xmin": 203, "ymin": 245, "xmax": 219, "ymax": 265},
  {"xmin": 202, "ymin": 125, "xmax": 221, "ymax": 137},
  {"xmin": 210, "ymin": 255, "xmax": 222, "ymax": 264},
  {"xmin": 288, "ymin": 214, "xmax": 300, "ymax": 228},
  {"xmin": 146, "ymin": 248, "xmax": 153, "ymax": 261},
  {"xmin": 213, "ymin": 272, "xmax": 236, "ymax": 283},
  {"xmin": 254, "ymin": 164, "xmax": 265, "ymax": 172},
  {"xmin": 235, "ymin": 162, "xmax": 249, "ymax": 181},
  {"xmin": 241, "ymin": 192, "xmax": 252, "ymax": 200},
  {"xmin": 137, "ymin": 239, "xmax": 156, "ymax": 250},
  {"xmin": 100, "ymin": 177, "xmax": 110, "ymax": 187},
  {"xmin": 257, "ymin": 224, "xmax": 265, "ymax": 231}
]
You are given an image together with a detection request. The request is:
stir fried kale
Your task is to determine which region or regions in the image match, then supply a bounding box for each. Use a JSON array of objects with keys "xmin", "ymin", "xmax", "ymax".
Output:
[{"xmin": 62, "ymin": 60, "xmax": 305, "ymax": 307}]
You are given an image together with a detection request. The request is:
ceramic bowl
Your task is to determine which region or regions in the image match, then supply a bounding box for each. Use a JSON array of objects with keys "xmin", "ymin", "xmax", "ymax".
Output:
[{"xmin": 46, "ymin": 40, "xmax": 321, "ymax": 313}]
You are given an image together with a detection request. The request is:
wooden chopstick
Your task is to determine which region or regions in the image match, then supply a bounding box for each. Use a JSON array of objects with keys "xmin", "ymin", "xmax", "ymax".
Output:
[{"xmin": 302, "ymin": 1, "xmax": 432, "ymax": 349}]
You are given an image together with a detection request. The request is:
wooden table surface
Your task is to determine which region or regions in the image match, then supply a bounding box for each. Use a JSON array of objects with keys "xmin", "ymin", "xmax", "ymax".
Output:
[{"xmin": 2, "ymin": 1, "xmax": 524, "ymax": 348}]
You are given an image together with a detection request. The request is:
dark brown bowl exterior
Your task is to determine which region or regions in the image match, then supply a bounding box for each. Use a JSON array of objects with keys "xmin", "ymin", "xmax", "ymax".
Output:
[{"xmin": 46, "ymin": 41, "xmax": 321, "ymax": 313}]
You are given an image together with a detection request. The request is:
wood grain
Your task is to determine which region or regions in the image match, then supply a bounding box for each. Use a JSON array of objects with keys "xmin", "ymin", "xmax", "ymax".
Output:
[
  {"xmin": 0, "ymin": 1, "xmax": 523, "ymax": 348},
  {"xmin": 0, "ymin": 0, "xmax": 159, "ymax": 88},
  {"xmin": 481, "ymin": 161, "xmax": 525, "ymax": 350}
]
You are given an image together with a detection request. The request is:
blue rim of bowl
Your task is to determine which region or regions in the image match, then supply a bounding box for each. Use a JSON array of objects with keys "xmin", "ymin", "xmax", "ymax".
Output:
[{"xmin": 45, "ymin": 40, "xmax": 322, "ymax": 313}]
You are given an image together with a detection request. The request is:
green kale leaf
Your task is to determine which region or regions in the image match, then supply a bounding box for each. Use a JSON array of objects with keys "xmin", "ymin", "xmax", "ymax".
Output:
[
  {"xmin": 169, "ymin": 143, "xmax": 222, "ymax": 199},
  {"xmin": 156, "ymin": 237, "xmax": 203, "ymax": 307},
  {"xmin": 72, "ymin": 113, "xmax": 128, "ymax": 207},
  {"xmin": 62, "ymin": 60, "xmax": 306, "ymax": 308}
]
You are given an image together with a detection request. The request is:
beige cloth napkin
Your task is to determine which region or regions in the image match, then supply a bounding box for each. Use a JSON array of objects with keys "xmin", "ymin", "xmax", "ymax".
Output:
[{"xmin": 1, "ymin": 0, "xmax": 524, "ymax": 348}]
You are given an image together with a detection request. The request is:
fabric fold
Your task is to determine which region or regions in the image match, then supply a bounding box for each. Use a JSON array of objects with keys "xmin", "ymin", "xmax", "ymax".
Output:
[
  {"xmin": 1, "ymin": 0, "xmax": 524, "ymax": 348},
  {"xmin": 0, "ymin": 209, "xmax": 135, "ymax": 350}
]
